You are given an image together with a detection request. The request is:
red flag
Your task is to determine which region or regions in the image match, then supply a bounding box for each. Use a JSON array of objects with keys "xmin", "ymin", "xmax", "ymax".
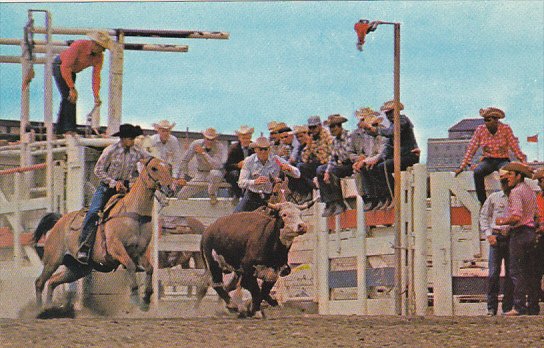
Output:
[{"xmin": 527, "ymin": 134, "xmax": 538, "ymax": 143}]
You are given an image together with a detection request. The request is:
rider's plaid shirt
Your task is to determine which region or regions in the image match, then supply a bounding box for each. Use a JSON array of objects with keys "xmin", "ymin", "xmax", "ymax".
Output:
[{"xmin": 94, "ymin": 141, "xmax": 148, "ymax": 188}]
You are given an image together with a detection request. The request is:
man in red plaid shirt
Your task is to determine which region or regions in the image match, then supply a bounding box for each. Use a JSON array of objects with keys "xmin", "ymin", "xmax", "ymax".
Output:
[{"xmin": 455, "ymin": 107, "xmax": 526, "ymax": 205}]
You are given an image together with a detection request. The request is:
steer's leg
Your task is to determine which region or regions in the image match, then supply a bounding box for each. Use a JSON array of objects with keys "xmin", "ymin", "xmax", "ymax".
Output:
[
  {"xmin": 241, "ymin": 275, "xmax": 263, "ymax": 318},
  {"xmin": 261, "ymin": 281, "xmax": 279, "ymax": 307}
]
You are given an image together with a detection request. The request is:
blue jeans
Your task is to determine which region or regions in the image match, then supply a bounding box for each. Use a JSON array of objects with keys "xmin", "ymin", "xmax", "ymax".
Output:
[
  {"xmin": 53, "ymin": 55, "xmax": 77, "ymax": 135},
  {"xmin": 473, "ymin": 158, "xmax": 510, "ymax": 205},
  {"xmin": 80, "ymin": 183, "xmax": 116, "ymax": 245},
  {"xmin": 316, "ymin": 162, "xmax": 353, "ymax": 204},
  {"xmin": 509, "ymin": 225, "xmax": 539, "ymax": 314},
  {"xmin": 234, "ymin": 190, "xmax": 271, "ymax": 213},
  {"xmin": 487, "ymin": 236, "xmax": 513, "ymax": 313}
]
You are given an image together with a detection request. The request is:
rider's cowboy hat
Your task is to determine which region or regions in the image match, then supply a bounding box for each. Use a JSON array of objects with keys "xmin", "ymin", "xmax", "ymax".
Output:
[
  {"xmin": 249, "ymin": 136, "xmax": 272, "ymax": 149},
  {"xmin": 113, "ymin": 123, "xmax": 141, "ymax": 138},
  {"xmin": 235, "ymin": 125, "xmax": 254, "ymax": 135},
  {"xmin": 324, "ymin": 114, "xmax": 348, "ymax": 127},
  {"xmin": 152, "ymin": 120, "xmax": 176, "ymax": 130},
  {"xmin": 480, "ymin": 107, "xmax": 505, "ymax": 119},
  {"xmin": 501, "ymin": 162, "xmax": 533, "ymax": 177},
  {"xmin": 87, "ymin": 31, "xmax": 113, "ymax": 50},
  {"xmin": 202, "ymin": 127, "xmax": 218, "ymax": 140},
  {"xmin": 380, "ymin": 100, "xmax": 404, "ymax": 112}
]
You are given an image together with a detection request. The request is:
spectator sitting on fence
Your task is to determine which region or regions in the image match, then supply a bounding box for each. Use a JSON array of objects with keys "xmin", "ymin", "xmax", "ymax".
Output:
[
  {"xmin": 351, "ymin": 107, "xmax": 388, "ymax": 211},
  {"xmin": 532, "ymin": 167, "xmax": 544, "ymax": 304},
  {"xmin": 495, "ymin": 162, "xmax": 538, "ymax": 316},
  {"xmin": 178, "ymin": 128, "xmax": 225, "ymax": 205},
  {"xmin": 361, "ymin": 100, "xmax": 420, "ymax": 209},
  {"xmin": 267, "ymin": 120, "xmax": 281, "ymax": 148},
  {"xmin": 76, "ymin": 123, "xmax": 147, "ymax": 264},
  {"xmin": 288, "ymin": 115, "xmax": 332, "ymax": 204},
  {"xmin": 235, "ymin": 136, "xmax": 300, "ymax": 212},
  {"xmin": 454, "ymin": 107, "xmax": 527, "ymax": 206},
  {"xmin": 480, "ymin": 169, "xmax": 514, "ymax": 316},
  {"xmin": 275, "ymin": 123, "xmax": 299, "ymax": 163},
  {"xmin": 316, "ymin": 114, "xmax": 353, "ymax": 217},
  {"xmin": 224, "ymin": 125, "xmax": 255, "ymax": 202},
  {"xmin": 291, "ymin": 125, "xmax": 310, "ymax": 165},
  {"xmin": 53, "ymin": 31, "xmax": 113, "ymax": 136},
  {"xmin": 149, "ymin": 120, "xmax": 185, "ymax": 188}
]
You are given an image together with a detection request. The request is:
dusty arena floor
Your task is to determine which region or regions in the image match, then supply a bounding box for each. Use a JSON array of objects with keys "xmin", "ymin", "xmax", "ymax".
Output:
[{"xmin": 2, "ymin": 303, "xmax": 544, "ymax": 348}]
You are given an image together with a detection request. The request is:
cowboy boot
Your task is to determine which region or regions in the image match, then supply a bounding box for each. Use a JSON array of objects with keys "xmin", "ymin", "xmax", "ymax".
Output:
[{"xmin": 77, "ymin": 213, "xmax": 99, "ymax": 264}]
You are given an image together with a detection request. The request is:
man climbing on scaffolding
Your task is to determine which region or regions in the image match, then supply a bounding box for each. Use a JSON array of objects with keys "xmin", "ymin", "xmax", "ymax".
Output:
[
  {"xmin": 53, "ymin": 31, "xmax": 112, "ymax": 136},
  {"xmin": 354, "ymin": 19, "xmax": 379, "ymax": 51}
]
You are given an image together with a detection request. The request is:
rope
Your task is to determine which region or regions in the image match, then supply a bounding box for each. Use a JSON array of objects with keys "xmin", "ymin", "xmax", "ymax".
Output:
[{"xmin": 0, "ymin": 163, "xmax": 46, "ymax": 176}]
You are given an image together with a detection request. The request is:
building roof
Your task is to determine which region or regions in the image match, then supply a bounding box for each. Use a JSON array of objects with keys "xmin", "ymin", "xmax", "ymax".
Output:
[{"xmin": 448, "ymin": 118, "xmax": 484, "ymax": 133}]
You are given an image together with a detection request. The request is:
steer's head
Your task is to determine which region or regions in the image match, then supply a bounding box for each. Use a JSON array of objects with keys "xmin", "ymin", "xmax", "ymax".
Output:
[{"xmin": 267, "ymin": 201, "xmax": 311, "ymax": 247}]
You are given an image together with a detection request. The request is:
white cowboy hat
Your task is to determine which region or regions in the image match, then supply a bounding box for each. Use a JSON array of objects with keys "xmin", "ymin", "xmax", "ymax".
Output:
[
  {"xmin": 152, "ymin": 120, "xmax": 176, "ymax": 130},
  {"xmin": 235, "ymin": 125, "xmax": 254, "ymax": 135},
  {"xmin": 87, "ymin": 31, "xmax": 113, "ymax": 50},
  {"xmin": 202, "ymin": 127, "xmax": 218, "ymax": 140}
]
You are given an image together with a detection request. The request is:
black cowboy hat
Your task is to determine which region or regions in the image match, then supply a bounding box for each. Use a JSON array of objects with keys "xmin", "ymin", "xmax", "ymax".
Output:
[{"xmin": 112, "ymin": 123, "xmax": 141, "ymax": 138}]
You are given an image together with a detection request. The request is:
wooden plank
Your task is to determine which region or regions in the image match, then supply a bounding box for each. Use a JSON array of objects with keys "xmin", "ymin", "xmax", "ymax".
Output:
[
  {"xmin": 160, "ymin": 199, "xmax": 234, "ymax": 218},
  {"xmin": 158, "ymin": 234, "xmax": 201, "ymax": 252}
]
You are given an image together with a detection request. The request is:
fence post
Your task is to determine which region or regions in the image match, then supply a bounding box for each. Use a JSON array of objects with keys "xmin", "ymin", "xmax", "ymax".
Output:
[
  {"xmin": 316, "ymin": 202, "xmax": 329, "ymax": 314},
  {"xmin": 13, "ymin": 172, "xmax": 22, "ymax": 265},
  {"xmin": 413, "ymin": 164, "xmax": 428, "ymax": 315},
  {"xmin": 355, "ymin": 194, "xmax": 367, "ymax": 314}
]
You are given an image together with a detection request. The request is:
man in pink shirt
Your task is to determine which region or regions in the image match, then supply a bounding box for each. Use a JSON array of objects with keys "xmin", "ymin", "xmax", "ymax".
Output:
[
  {"xmin": 454, "ymin": 107, "xmax": 526, "ymax": 205},
  {"xmin": 53, "ymin": 31, "xmax": 112, "ymax": 136},
  {"xmin": 496, "ymin": 162, "xmax": 539, "ymax": 315}
]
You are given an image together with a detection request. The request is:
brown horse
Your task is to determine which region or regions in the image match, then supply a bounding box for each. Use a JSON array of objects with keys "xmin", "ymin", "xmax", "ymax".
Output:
[{"xmin": 33, "ymin": 157, "xmax": 175, "ymax": 311}]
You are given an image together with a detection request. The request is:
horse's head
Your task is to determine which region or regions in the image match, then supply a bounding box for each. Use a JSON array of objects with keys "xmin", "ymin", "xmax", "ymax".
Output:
[{"xmin": 140, "ymin": 157, "xmax": 175, "ymax": 197}]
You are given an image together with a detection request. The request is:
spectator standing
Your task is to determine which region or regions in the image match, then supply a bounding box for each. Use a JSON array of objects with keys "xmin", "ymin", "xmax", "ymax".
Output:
[
  {"xmin": 532, "ymin": 168, "xmax": 544, "ymax": 304},
  {"xmin": 317, "ymin": 114, "xmax": 353, "ymax": 217},
  {"xmin": 480, "ymin": 170, "xmax": 514, "ymax": 316},
  {"xmin": 496, "ymin": 162, "xmax": 538, "ymax": 316},
  {"xmin": 235, "ymin": 137, "xmax": 300, "ymax": 212},
  {"xmin": 454, "ymin": 107, "xmax": 526, "ymax": 205},
  {"xmin": 178, "ymin": 128, "xmax": 225, "ymax": 205},
  {"xmin": 224, "ymin": 125, "xmax": 255, "ymax": 201}
]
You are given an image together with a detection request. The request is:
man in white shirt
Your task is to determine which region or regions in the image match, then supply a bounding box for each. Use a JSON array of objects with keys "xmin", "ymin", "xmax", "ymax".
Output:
[
  {"xmin": 150, "ymin": 120, "xmax": 183, "ymax": 182},
  {"xmin": 479, "ymin": 170, "xmax": 513, "ymax": 315}
]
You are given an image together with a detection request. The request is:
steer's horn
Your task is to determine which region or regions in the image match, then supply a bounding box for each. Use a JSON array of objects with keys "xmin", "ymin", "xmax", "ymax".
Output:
[
  {"xmin": 296, "ymin": 196, "xmax": 319, "ymax": 210},
  {"xmin": 267, "ymin": 202, "xmax": 282, "ymax": 210}
]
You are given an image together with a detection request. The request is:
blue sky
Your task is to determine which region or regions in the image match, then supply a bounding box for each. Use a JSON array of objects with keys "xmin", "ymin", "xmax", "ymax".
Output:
[{"xmin": 1, "ymin": 1, "xmax": 543, "ymax": 162}]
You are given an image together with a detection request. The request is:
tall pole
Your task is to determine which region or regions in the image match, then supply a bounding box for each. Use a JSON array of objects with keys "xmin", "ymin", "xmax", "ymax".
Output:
[{"xmin": 393, "ymin": 23, "xmax": 402, "ymax": 316}]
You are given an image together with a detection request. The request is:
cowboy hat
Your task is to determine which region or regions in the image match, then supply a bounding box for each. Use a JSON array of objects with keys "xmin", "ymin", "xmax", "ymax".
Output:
[
  {"xmin": 249, "ymin": 136, "xmax": 272, "ymax": 149},
  {"xmin": 292, "ymin": 125, "xmax": 309, "ymax": 134},
  {"xmin": 152, "ymin": 120, "xmax": 176, "ymax": 130},
  {"xmin": 267, "ymin": 121, "xmax": 278, "ymax": 131},
  {"xmin": 479, "ymin": 107, "xmax": 505, "ymax": 119},
  {"xmin": 235, "ymin": 125, "xmax": 254, "ymax": 135},
  {"xmin": 112, "ymin": 123, "xmax": 140, "ymax": 138},
  {"xmin": 380, "ymin": 100, "xmax": 404, "ymax": 112},
  {"xmin": 501, "ymin": 162, "xmax": 533, "ymax": 177},
  {"xmin": 324, "ymin": 114, "xmax": 348, "ymax": 127},
  {"xmin": 355, "ymin": 107, "xmax": 379, "ymax": 119},
  {"xmin": 202, "ymin": 127, "xmax": 218, "ymax": 140},
  {"xmin": 87, "ymin": 31, "xmax": 113, "ymax": 50},
  {"xmin": 533, "ymin": 167, "xmax": 544, "ymax": 180},
  {"xmin": 307, "ymin": 115, "xmax": 322, "ymax": 127},
  {"xmin": 273, "ymin": 122, "xmax": 291, "ymax": 134}
]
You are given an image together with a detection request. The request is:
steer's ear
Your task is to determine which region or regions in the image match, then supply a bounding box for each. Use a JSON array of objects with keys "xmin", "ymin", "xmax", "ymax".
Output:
[
  {"xmin": 267, "ymin": 202, "xmax": 281, "ymax": 210},
  {"xmin": 296, "ymin": 197, "xmax": 319, "ymax": 210}
]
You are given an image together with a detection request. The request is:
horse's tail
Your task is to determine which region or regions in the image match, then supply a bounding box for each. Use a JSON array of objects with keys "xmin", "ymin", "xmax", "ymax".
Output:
[{"xmin": 33, "ymin": 212, "xmax": 61, "ymax": 245}]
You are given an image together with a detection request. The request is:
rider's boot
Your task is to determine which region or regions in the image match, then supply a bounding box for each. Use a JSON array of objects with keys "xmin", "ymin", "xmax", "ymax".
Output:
[{"xmin": 77, "ymin": 213, "xmax": 99, "ymax": 264}]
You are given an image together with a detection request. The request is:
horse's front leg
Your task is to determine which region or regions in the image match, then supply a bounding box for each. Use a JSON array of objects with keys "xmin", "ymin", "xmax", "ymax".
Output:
[
  {"xmin": 107, "ymin": 237, "xmax": 140, "ymax": 305},
  {"xmin": 138, "ymin": 252, "xmax": 154, "ymax": 311}
]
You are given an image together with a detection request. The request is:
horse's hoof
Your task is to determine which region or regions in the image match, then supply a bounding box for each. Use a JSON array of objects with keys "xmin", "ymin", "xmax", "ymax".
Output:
[
  {"xmin": 237, "ymin": 311, "xmax": 247, "ymax": 319},
  {"xmin": 140, "ymin": 302, "xmax": 150, "ymax": 312}
]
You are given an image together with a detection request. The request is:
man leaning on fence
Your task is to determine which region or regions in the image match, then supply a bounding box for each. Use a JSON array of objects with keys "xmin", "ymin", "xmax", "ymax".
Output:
[{"xmin": 480, "ymin": 170, "xmax": 514, "ymax": 316}]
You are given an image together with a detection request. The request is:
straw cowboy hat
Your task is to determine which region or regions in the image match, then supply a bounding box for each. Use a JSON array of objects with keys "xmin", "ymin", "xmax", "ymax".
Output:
[
  {"xmin": 293, "ymin": 125, "xmax": 309, "ymax": 134},
  {"xmin": 267, "ymin": 121, "xmax": 278, "ymax": 131},
  {"xmin": 324, "ymin": 114, "xmax": 348, "ymax": 127},
  {"xmin": 235, "ymin": 125, "xmax": 254, "ymax": 135},
  {"xmin": 112, "ymin": 123, "xmax": 141, "ymax": 138},
  {"xmin": 533, "ymin": 167, "xmax": 544, "ymax": 180},
  {"xmin": 249, "ymin": 136, "xmax": 272, "ymax": 149},
  {"xmin": 479, "ymin": 107, "xmax": 505, "ymax": 119},
  {"xmin": 501, "ymin": 162, "xmax": 533, "ymax": 177},
  {"xmin": 152, "ymin": 120, "xmax": 176, "ymax": 130},
  {"xmin": 355, "ymin": 107, "xmax": 379, "ymax": 119},
  {"xmin": 307, "ymin": 115, "xmax": 322, "ymax": 127},
  {"xmin": 202, "ymin": 127, "xmax": 218, "ymax": 140},
  {"xmin": 87, "ymin": 31, "xmax": 113, "ymax": 50},
  {"xmin": 273, "ymin": 122, "xmax": 291, "ymax": 134},
  {"xmin": 380, "ymin": 100, "xmax": 404, "ymax": 112}
]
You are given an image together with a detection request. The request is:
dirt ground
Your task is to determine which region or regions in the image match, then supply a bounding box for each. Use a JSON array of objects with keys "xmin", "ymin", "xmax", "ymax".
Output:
[{"xmin": 2, "ymin": 302, "xmax": 544, "ymax": 348}]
